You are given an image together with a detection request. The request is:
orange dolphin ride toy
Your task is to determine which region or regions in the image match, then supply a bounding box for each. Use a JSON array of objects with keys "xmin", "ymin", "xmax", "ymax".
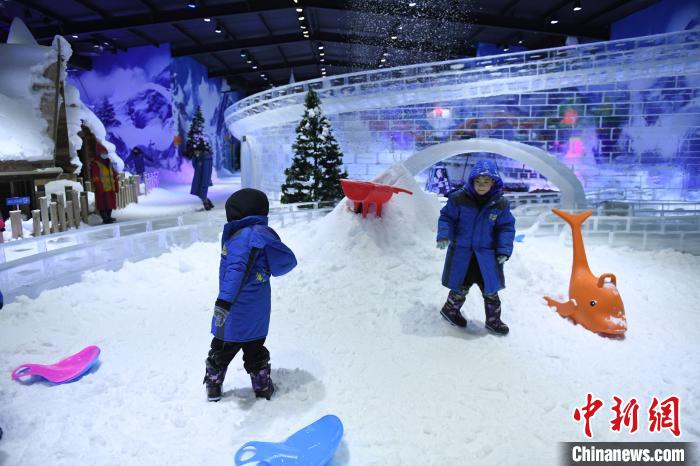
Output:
[{"xmin": 544, "ymin": 209, "xmax": 627, "ymax": 337}]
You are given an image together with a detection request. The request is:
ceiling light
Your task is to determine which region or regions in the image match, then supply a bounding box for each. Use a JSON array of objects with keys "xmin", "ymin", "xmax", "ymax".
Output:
[
  {"xmin": 296, "ymin": 7, "xmax": 302, "ymax": 12},
  {"xmin": 260, "ymin": 73, "xmax": 265, "ymax": 77},
  {"xmin": 252, "ymin": 65, "xmax": 258, "ymax": 69},
  {"xmin": 383, "ymin": 52, "xmax": 388, "ymax": 56},
  {"xmin": 380, "ymin": 58, "xmax": 386, "ymax": 62},
  {"xmin": 320, "ymin": 58, "xmax": 325, "ymax": 62},
  {"xmin": 293, "ymin": 0, "xmax": 298, "ymax": 3},
  {"xmin": 408, "ymin": 2, "xmax": 417, "ymax": 6},
  {"xmin": 503, "ymin": 45, "xmax": 509, "ymax": 52},
  {"xmin": 214, "ymin": 22, "xmax": 222, "ymax": 33},
  {"xmin": 317, "ymin": 43, "xmax": 324, "ymax": 50},
  {"xmin": 204, "ymin": 18, "xmax": 212, "ymax": 23},
  {"xmin": 391, "ymin": 35, "xmax": 398, "ymax": 40},
  {"xmin": 187, "ymin": 1, "xmax": 197, "ymax": 8},
  {"xmin": 240, "ymin": 50, "xmax": 248, "ymax": 59},
  {"xmin": 72, "ymin": 34, "xmax": 78, "ymax": 39},
  {"xmin": 573, "ymin": 0, "xmax": 582, "ymax": 11},
  {"xmin": 518, "ymin": 38, "xmax": 523, "ymax": 44},
  {"xmin": 298, "ymin": 16, "xmax": 305, "ymax": 20},
  {"xmin": 550, "ymin": 15, "xmax": 559, "ymax": 24},
  {"xmin": 379, "ymin": 64, "xmax": 383, "ymax": 68}
]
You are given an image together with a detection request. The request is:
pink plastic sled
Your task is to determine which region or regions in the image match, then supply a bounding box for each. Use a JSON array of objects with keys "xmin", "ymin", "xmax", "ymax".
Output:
[{"xmin": 11, "ymin": 345, "xmax": 101, "ymax": 384}]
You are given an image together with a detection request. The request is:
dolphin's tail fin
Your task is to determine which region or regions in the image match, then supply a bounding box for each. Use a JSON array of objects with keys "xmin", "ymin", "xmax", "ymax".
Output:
[
  {"xmin": 552, "ymin": 209, "xmax": 592, "ymax": 228},
  {"xmin": 552, "ymin": 208, "xmax": 594, "ymax": 277}
]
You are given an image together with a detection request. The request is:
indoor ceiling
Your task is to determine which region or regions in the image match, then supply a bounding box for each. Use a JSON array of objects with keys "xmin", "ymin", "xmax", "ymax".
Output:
[{"xmin": 0, "ymin": 0, "xmax": 658, "ymax": 95}]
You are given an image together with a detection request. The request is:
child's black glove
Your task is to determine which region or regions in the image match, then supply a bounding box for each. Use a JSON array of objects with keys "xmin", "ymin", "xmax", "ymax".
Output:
[
  {"xmin": 213, "ymin": 299, "xmax": 231, "ymax": 327},
  {"xmin": 496, "ymin": 255, "xmax": 509, "ymax": 265}
]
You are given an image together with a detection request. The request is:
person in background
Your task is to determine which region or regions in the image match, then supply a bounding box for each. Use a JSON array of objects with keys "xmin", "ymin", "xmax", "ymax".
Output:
[
  {"xmin": 190, "ymin": 137, "xmax": 214, "ymax": 211},
  {"xmin": 203, "ymin": 189, "xmax": 297, "ymax": 402},
  {"xmin": 128, "ymin": 146, "xmax": 145, "ymax": 177},
  {"xmin": 90, "ymin": 142, "xmax": 119, "ymax": 224},
  {"xmin": 436, "ymin": 159, "xmax": 516, "ymax": 335}
]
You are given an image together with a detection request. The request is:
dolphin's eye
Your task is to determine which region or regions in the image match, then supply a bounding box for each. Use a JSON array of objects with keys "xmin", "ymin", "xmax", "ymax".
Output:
[{"xmin": 590, "ymin": 300, "xmax": 598, "ymax": 307}]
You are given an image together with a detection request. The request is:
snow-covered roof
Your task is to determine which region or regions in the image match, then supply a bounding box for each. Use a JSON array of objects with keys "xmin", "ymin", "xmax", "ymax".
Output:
[{"xmin": 0, "ymin": 18, "xmax": 113, "ymax": 172}]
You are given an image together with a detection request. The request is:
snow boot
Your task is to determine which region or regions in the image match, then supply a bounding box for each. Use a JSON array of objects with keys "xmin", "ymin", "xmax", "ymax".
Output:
[
  {"xmin": 203, "ymin": 362, "xmax": 227, "ymax": 402},
  {"xmin": 440, "ymin": 289, "xmax": 468, "ymax": 328},
  {"xmin": 249, "ymin": 363, "xmax": 274, "ymax": 400},
  {"xmin": 203, "ymin": 198, "xmax": 214, "ymax": 211},
  {"xmin": 484, "ymin": 294, "xmax": 509, "ymax": 335}
]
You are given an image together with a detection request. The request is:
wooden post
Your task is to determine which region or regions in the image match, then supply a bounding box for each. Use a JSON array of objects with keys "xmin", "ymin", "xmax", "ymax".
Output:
[
  {"xmin": 56, "ymin": 193, "xmax": 66, "ymax": 231},
  {"xmin": 32, "ymin": 210, "xmax": 41, "ymax": 236},
  {"xmin": 80, "ymin": 191, "xmax": 89, "ymax": 222},
  {"xmin": 49, "ymin": 202, "xmax": 59, "ymax": 234},
  {"xmin": 133, "ymin": 175, "xmax": 141, "ymax": 201},
  {"xmin": 10, "ymin": 210, "xmax": 23, "ymax": 239},
  {"xmin": 71, "ymin": 190, "xmax": 81, "ymax": 227},
  {"xmin": 40, "ymin": 196, "xmax": 49, "ymax": 235},
  {"xmin": 125, "ymin": 178, "xmax": 131, "ymax": 205},
  {"xmin": 66, "ymin": 200, "xmax": 74, "ymax": 230}
]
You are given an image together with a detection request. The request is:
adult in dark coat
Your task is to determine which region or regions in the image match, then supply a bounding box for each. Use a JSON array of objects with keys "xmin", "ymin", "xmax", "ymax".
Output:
[
  {"xmin": 90, "ymin": 142, "xmax": 119, "ymax": 224},
  {"xmin": 190, "ymin": 140, "xmax": 214, "ymax": 210},
  {"xmin": 128, "ymin": 147, "xmax": 145, "ymax": 176},
  {"xmin": 437, "ymin": 159, "xmax": 516, "ymax": 334}
]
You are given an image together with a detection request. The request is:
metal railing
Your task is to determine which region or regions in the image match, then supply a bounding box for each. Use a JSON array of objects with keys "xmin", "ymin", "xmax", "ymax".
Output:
[{"xmin": 226, "ymin": 29, "xmax": 700, "ymax": 132}]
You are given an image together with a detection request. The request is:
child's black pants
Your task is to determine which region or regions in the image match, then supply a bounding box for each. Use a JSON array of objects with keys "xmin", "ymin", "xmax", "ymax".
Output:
[{"xmin": 206, "ymin": 337, "xmax": 269, "ymax": 373}]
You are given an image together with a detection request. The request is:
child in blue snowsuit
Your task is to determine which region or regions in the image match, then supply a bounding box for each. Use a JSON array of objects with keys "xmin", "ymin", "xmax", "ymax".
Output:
[
  {"xmin": 203, "ymin": 189, "xmax": 297, "ymax": 402},
  {"xmin": 437, "ymin": 160, "xmax": 516, "ymax": 335}
]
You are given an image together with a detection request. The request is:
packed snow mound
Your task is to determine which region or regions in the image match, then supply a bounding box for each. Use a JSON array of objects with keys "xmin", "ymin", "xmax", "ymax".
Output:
[{"xmin": 300, "ymin": 163, "xmax": 440, "ymax": 256}]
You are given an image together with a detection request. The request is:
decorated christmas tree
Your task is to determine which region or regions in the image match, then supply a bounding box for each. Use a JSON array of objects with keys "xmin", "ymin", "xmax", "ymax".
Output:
[
  {"xmin": 184, "ymin": 106, "xmax": 212, "ymax": 159},
  {"xmin": 280, "ymin": 89, "xmax": 346, "ymax": 204},
  {"xmin": 315, "ymin": 114, "xmax": 348, "ymax": 203}
]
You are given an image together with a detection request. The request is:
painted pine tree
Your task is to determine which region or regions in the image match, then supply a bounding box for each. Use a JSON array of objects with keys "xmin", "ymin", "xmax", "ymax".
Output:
[
  {"xmin": 281, "ymin": 89, "xmax": 346, "ymax": 204},
  {"xmin": 184, "ymin": 106, "xmax": 211, "ymax": 159},
  {"xmin": 96, "ymin": 97, "xmax": 120, "ymax": 128}
]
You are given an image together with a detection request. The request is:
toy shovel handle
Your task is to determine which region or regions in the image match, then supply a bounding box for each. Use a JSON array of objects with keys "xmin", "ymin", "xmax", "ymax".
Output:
[
  {"xmin": 392, "ymin": 187, "xmax": 413, "ymax": 195},
  {"xmin": 597, "ymin": 273, "xmax": 617, "ymax": 287},
  {"xmin": 11, "ymin": 365, "xmax": 37, "ymax": 380}
]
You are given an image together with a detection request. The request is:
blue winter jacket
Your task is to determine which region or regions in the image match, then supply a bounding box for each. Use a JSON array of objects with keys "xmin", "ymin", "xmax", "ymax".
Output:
[
  {"xmin": 212, "ymin": 215, "xmax": 297, "ymax": 342},
  {"xmin": 437, "ymin": 160, "xmax": 516, "ymax": 295}
]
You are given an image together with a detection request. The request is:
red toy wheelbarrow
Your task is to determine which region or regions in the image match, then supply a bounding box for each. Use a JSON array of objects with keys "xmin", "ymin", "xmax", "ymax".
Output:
[{"xmin": 340, "ymin": 179, "xmax": 413, "ymax": 218}]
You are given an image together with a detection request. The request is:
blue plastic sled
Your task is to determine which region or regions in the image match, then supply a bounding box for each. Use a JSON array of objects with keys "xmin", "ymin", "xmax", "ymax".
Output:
[{"xmin": 234, "ymin": 414, "xmax": 344, "ymax": 466}]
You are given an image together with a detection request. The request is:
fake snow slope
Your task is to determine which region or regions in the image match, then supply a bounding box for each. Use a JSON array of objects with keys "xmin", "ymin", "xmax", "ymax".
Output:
[{"xmin": 0, "ymin": 165, "xmax": 698, "ymax": 465}]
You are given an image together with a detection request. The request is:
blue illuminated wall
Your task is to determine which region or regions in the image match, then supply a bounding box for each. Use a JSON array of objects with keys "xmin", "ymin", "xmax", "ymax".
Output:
[{"xmin": 67, "ymin": 44, "xmax": 236, "ymax": 181}]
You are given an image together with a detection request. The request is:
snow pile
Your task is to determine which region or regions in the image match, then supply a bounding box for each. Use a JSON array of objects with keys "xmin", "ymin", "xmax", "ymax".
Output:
[{"xmin": 0, "ymin": 168, "xmax": 698, "ymax": 464}]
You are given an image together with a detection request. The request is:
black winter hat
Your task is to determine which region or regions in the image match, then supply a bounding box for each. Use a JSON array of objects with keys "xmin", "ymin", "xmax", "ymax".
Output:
[{"xmin": 225, "ymin": 188, "xmax": 269, "ymax": 221}]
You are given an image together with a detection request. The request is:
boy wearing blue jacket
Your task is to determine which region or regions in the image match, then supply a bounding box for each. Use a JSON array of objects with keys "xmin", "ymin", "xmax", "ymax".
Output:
[
  {"xmin": 437, "ymin": 160, "xmax": 516, "ymax": 335},
  {"xmin": 203, "ymin": 189, "xmax": 297, "ymax": 402}
]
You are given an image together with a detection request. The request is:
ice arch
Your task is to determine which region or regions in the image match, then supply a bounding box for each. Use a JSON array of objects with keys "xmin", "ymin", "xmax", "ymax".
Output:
[{"xmin": 403, "ymin": 138, "xmax": 587, "ymax": 209}]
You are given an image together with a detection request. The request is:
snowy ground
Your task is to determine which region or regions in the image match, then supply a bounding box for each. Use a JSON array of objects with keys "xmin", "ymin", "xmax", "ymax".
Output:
[{"xmin": 0, "ymin": 167, "xmax": 698, "ymax": 465}]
